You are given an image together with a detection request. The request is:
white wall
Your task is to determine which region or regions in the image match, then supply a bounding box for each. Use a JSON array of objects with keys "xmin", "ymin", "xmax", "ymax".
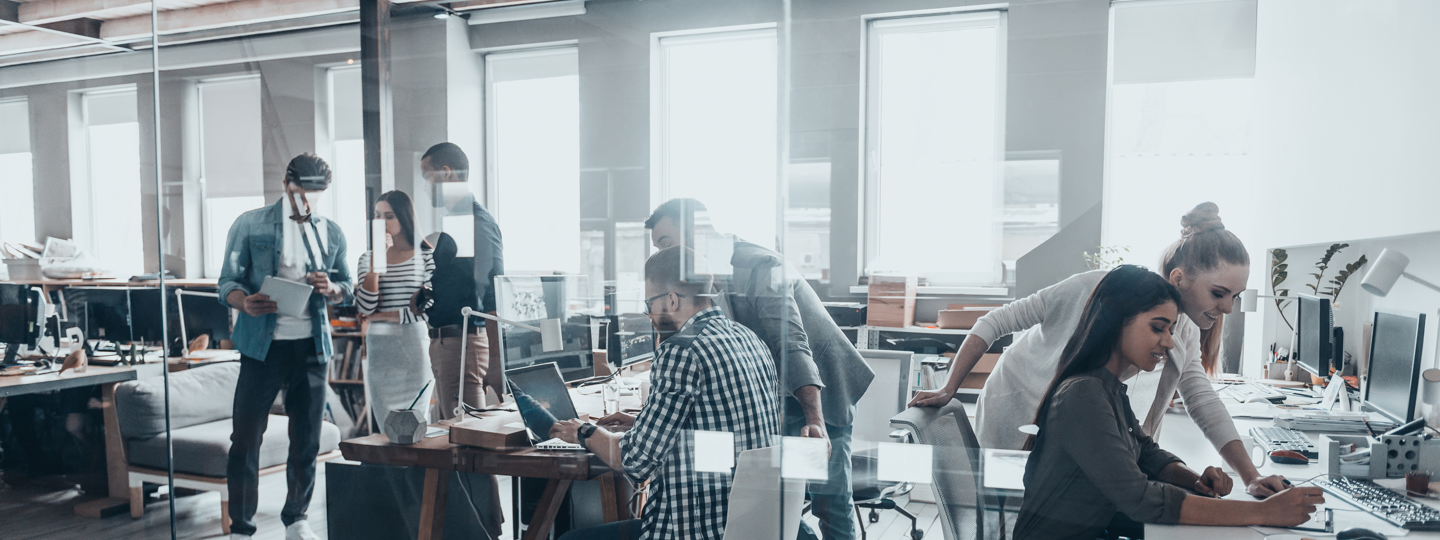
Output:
[{"xmin": 1106, "ymin": 0, "xmax": 1440, "ymax": 375}]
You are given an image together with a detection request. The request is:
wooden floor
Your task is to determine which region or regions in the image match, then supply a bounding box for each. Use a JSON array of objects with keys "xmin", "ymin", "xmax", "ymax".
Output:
[{"xmin": 0, "ymin": 467, "xmax": 1003, "ymax": 540}]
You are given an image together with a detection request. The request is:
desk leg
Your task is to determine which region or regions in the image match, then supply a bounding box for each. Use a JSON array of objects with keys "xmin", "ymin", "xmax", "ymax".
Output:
[
  {"xmin": 74, "ymin": 382, "xmax": 131, "ymax": 518},
  {"xmin": 419, "ymin": 468, "xmax": 449, "ymax": 540},
  {"xmin": 600, "ymin": 472, "xmax": 631, "ymax": 522},
  {"xmin": 522, "ymin": 479, "xmax": 573, "ymax": 540}
]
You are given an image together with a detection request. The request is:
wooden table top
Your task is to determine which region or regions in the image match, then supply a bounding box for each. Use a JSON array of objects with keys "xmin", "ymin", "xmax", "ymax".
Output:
[
  {"xmin": 4, "ymin": 278, "xmax": 219, "ymax": 289},
  {"xmin": 0, "ymin": 365, "xmax": 137, "ymax": 398},
  {"xmin": 341, "ymin": 378, "xmax": 646, "ymax": 480}
]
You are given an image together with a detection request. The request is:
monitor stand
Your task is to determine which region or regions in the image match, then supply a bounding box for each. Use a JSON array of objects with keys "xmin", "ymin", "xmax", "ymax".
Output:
[
  {"xmin": 1319, "ymin": 375, "xmax": 1351, "ymax": 412},
  {"xmin": 2, "ymin": 344, "xmax": 18, "ymax": 367}
]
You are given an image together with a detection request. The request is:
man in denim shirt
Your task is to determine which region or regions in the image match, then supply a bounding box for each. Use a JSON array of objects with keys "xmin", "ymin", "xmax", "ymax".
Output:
[{"xmin": 218, "ymin": 154, "xmax": 353, "ymax": 540}]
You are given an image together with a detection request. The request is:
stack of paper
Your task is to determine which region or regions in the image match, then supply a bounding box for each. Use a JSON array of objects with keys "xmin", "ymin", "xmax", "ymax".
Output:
[{"xmin": 1273, "ymin": 410, "xmax": 1397, "ymax": 433}]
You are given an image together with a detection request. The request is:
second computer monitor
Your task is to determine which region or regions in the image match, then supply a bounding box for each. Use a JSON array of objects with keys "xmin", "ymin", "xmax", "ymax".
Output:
[
  {"xmin": 1364, "ymin": 310, "xmax": 1426, "ymax": 423},
  {"xmin": 1296, "ymin": 294, "xmax": 1333, "ymax": 377}
]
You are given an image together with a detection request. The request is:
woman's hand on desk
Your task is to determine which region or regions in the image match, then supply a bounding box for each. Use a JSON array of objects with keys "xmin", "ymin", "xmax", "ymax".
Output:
[
  {"xmin": 1245, "ymin": 475, "xmax": 1290, "ymax": 498},
  {"xmin": 1258, "ymin": 486, "xmax": 1325, "ymax": 527},
  {"xmin": 1193, "ymin": 466, "xmax": 1233, "ymax": 497},
  {"xmin": 598, "ymin": 412, "xmax": 636, "ymax": 430}
]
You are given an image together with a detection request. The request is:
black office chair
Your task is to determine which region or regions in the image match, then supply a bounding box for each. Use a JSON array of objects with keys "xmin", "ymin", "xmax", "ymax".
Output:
[{"xmin": 852, "ymin": 444, "xmax": 924, "ymax": 540}]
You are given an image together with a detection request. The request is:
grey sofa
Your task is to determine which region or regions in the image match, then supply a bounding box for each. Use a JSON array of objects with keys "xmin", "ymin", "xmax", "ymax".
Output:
[{"xmin": 114, "ymin": 362, "xmax": 341, "ymax": 534}]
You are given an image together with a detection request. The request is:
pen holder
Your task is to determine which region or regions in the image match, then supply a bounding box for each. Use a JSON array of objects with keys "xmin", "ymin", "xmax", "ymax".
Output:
[{"xmin": 384, "ymin": 409, "xmax": 427, "ymax": 445}]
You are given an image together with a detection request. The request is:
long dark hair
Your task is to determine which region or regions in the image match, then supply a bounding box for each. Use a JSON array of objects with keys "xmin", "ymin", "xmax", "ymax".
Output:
[
  {"xmin": 377, "ymin": 190, "xmax": 417, "ymax": 248},
  {"xmin": 1160, "ymin": 202, "xmax": 1249, "ymax": 376},
  {"xmin": 1023, "ymin": 265, "xmax": 1183, "ymax": 450}
]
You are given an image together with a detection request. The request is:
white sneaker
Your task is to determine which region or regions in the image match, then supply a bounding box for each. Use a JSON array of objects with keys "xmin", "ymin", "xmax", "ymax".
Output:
[{"xmin": 285, "ymin": 520, "xmax": 320, "ymax": 540}]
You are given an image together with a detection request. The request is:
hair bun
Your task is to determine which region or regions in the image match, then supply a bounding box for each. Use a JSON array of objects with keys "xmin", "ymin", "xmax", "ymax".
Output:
[{"xmin": 1180, "ymin": 202, "xmax": 1225, "ymax": 236}]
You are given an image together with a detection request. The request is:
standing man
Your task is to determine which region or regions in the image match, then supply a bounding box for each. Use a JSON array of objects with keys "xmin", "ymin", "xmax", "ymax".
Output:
[
  {"xmin": 219, "ymin": 154, "xmax": 353, "ymax": 540},
  {"xmin": 419, "ymin": 142, "xmax": 505, "ymax": 416},
  {"xmin": 418, "ymin": 142, "xmax": 507, "ymax": 538},
  {"xmin": 646, "ymin": 198, "xmax": 874, "ymax": 540},
  {"xmin": 551, "ymin": 246, "xmax": 780, "ymax": 540}
]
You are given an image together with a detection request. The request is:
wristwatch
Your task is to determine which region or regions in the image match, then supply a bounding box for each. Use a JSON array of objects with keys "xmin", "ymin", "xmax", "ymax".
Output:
[{"xmin": 576, "ymin": 423, "xmax": 598, "ymax": 447}]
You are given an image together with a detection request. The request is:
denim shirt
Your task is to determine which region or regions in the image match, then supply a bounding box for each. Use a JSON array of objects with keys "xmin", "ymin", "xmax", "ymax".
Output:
[{"xmin": 217, "ymin": 197, "xmax": 354, "ymax": 361}]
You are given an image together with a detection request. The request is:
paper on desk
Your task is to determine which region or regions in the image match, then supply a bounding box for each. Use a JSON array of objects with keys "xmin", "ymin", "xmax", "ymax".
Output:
[
  {"xmin": 1251, "ymin": 506, "xmax": 1409, "ymax": 537},
  {"xmin": 1225, "ymin": 402, "xmax": 1276, "ymax": 419}
]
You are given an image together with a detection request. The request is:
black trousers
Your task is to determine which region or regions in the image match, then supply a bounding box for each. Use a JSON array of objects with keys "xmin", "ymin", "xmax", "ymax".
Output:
[{"xmin": 226, "ymin": 338, "xmax": 327, "ymax": 535}]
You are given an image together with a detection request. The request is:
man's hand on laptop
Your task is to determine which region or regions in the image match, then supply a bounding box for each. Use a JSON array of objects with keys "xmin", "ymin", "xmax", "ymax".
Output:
[
  {"xmin": 551, "ymin": 419, "xmax": 584, "ymax": 444},
  {"xmin": 597, "ymin": 412, "xmax": 636, "ymax": 431}
]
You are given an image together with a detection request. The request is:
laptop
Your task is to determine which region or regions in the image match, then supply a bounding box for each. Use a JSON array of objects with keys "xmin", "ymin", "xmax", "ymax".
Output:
[{"xmin": 507, "ymin": 362, "xmax": 587, "ymax": 451}]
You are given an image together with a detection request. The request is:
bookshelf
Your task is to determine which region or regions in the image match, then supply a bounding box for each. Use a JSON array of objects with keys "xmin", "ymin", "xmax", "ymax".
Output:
[{"xmin": 328, "ymin": 309, "xmax": 370, "ymax": 437}]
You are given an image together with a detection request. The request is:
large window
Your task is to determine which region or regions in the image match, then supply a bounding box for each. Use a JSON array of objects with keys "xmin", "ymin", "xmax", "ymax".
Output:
[
  {"xmin": 316, "ymin": 65, "xmax": 367, "ymax": 274},
  {"xmin": 863, "ymin": 11, "xmax": 1007, "ymax": 286},
  {"xmin": 652, "ymin": 26, "xmax": 778, "ymax": 250},
  {"xmin": 198, "ymin": 76, "xmax": 264, "ymax": 277},
  {"xmin": 485, "ymin": 46, "xmax": 581, "ymax": 273},
  {"xmin": 0, "ymin": 99, "xmax": 34, "ymax": 246},
  {"xmin": 71, "ymin": 88, "xmax": 145, "ymax": 278}
]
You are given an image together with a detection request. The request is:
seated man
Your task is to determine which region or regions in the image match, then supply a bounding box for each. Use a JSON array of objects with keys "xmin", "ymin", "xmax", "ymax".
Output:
[{"xmin": 551, "ymin": 247, "xmax": 780, "ymax": 540}]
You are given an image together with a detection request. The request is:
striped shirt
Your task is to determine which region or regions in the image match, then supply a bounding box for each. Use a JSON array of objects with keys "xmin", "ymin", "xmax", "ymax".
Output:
[
  {"xmin": 355, "ymin": 249, "xmax": 434, "ymax": 324},
  {"xmin": 618, "ymin": 307, "xmax": 780, "ymax": 540}
]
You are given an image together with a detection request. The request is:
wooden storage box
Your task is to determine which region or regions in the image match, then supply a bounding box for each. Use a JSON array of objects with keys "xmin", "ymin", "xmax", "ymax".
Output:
[
  {"xmin": 866, "ymin": 275, "xmax": 917, "ymax": 328},
  {"xmin": 936, "ymin": 304, "xmax": 999, "ymax": 330},
  {"xmin": 449, "ymin": 414, "xmax": 529, "ymax": 450}
]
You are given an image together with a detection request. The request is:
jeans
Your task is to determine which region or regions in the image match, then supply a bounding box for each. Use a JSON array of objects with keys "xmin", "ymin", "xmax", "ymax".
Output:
[
  {"xmin": 557, "ymin": 519, "xmax": 643, "ymax": 540},
  {"xmin": 226, "ymin": 338, "xmax": 327, "ymax": 536},
  {"xmin": 787, "ymin": 414, "xmax": 856, "ymax": 540}
]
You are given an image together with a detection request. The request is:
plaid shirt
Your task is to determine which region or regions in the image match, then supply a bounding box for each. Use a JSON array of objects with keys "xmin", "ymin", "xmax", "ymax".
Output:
[{"xmin": 619, "ymin": 307, "xmax": 780, "ymax": 540}]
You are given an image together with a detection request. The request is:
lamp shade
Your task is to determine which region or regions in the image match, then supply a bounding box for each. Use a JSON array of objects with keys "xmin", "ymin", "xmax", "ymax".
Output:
[
  {"xmin": 1239, "ymin": 289, "xmax": 1259, "ymax": 312},
  {"xmin": 1360, "ymin": 248, "xmax": 1409, "ymax": 297}
]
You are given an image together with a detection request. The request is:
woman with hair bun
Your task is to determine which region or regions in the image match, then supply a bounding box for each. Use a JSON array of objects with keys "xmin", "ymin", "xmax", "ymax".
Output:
[{"xmin": 910, "ymin": 203, "xmax": 1291, "ymax": 498}]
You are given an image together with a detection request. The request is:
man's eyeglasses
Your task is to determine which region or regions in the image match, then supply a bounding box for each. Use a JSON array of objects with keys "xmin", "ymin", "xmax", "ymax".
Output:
[{"xmin": 643, "ymin": 291, "xmax": 686, "ymax": 315}]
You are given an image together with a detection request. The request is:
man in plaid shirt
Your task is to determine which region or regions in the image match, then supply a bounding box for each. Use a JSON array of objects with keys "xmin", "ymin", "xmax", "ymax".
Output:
[{"xmin": 551, "ymin": 246, "xmax": 780, "ymax": 540}]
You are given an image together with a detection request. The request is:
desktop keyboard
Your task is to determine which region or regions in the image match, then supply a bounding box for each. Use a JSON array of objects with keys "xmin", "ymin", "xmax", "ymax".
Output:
[
  {"xmin": 1250, "ymin": 426, "xmax": 1318, "ymax": 459},
  {"xmin": 1317, "ymin": 477, "xmax": 1440, "ymax": 531},
  {"xmin": 1220, "ymin": 381, "xmax": 1286, "ymax": 403}
]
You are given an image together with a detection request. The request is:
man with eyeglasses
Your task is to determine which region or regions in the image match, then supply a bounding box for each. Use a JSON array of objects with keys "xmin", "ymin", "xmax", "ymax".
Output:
[
  {"xmin": 548, "ymin": 247, "xmax": 779, "ymax": 540},
  {"xmin": 644, "ymin": 198, "xmax": 873, "ymax": 540}
]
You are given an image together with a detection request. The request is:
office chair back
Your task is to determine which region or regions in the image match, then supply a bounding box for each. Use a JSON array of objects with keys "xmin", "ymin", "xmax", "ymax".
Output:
[
  {"xmin": 724, "ymin": 445, "xmax": 806, "ymax": 540},
  {"xmin": 890, "ymin": 399, "xmax": 987, "ymax": 540}
]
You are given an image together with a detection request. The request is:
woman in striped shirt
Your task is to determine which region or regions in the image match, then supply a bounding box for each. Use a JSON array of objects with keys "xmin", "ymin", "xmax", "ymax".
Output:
[{"xmin": 357, "ymin": 190, "xmax": 437, "ymax": 438}]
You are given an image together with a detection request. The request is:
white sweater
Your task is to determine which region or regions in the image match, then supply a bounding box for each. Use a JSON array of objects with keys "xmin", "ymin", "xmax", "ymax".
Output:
[{"xmin": 972, "ymin": 270, "xmax": 1241, "ymax": 452}]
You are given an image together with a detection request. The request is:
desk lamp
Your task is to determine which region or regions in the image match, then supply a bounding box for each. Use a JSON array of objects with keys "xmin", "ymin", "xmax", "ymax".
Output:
[
  {"xmin": 1360, "ymin": 249, "xmax": 1440, "ymax": 297},
  {"xmin": 455, "ymin": 307, "xmax": 563, "ymax": 418}
]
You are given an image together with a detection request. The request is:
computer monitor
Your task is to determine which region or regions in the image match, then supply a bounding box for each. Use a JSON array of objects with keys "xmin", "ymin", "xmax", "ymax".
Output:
[
  {"xmin": 609, "ymin": 313, "xmax": 655, "ymax": 368},
  {"xmin": 64, "ymin": 288, "xmax": 132, "ymax": 344},
  {"xmin": 0, "ymin": 283, "xmax": 39, "ymax": 365},
  {"xmin": 495, "ymin": 275, "xmax": 601, "ymax": 382},
  {"xmin": 1364, "ymin": 310, "xmax": 1427, "ymax": 423},
  {"xmin": 177, "ymin": 290, "xmax": 232, "ymax": 348},
  {"xmin": 127, "ymin": 288, "xmax": 169, "ymax": 346},
  {"xmin": 1295, "ymin": 294, "xmax": 1333, "ymax": 377}
]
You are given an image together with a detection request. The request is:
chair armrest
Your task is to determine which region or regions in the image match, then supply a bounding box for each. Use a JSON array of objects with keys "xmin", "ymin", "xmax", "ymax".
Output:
[{"xmin": 889, "ymin": 399, "xmax": 967, "ymax": 444}]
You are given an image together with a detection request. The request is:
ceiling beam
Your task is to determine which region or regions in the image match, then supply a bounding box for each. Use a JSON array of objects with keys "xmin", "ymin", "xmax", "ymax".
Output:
[
  {"xmin": 19, "ymin": 0, "xmax": 149, "ymax": 26},
  {"xmin": 100, "ymin": 0, "xmax": 358, "ymax": 41},
  {"xmin": 0, "ymin": 14, "xmax": 129, "ymax": 55},
  {"xmin": 0, "ymin": 29, "xmax": 91, "ymax": 55},
  {"xmin": 450, "ymin": 0, "xmax": 563, "ymax": 10},
  {"xmin": 0, "ymin": 1, "xmax": 18, "ymax": 23}
]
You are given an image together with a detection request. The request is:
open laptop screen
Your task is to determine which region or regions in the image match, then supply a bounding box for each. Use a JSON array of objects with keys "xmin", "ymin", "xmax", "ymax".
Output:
[{"xmin": 507, "ymin": 362, "xmax": 579, "ymax": 441}]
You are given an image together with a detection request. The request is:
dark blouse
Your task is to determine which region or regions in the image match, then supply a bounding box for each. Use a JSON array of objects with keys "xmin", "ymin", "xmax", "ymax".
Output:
[{"xmin": 1013, "ymin": 368, "xmax": 1190, "ymax": 540}]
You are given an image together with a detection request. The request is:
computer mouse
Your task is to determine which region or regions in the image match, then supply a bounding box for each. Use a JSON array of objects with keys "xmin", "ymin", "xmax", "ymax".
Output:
[
  {"xmin": 1269, "ymin": 449, "xmax": 1310, "ymax": 465},
  {"xmin": 1336, "ymin": 527, "xmax": 1389, "ymax": 540}
]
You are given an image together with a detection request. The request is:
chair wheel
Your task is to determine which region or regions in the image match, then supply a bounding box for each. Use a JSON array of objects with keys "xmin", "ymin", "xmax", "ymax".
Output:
[
  {"xmin": 910, "ymin": 530, "xmax": 924, "ymax": 540},
  {"xmin": 869, "ymin": 510, "xmax": 880, "ymax": 523}
]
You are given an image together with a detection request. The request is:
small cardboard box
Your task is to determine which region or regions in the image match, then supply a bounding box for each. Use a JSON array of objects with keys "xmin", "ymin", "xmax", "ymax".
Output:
[
  {"xmin": 449, "ymin": 414, "xmax": 529, "ymax": 449},
  {"xmin": 959, "ymin": 353, "xmax": 1001, "ymax": 389},
  {"xmin": 936, "ymin": 305, "xmax": 998, "ymax": 330},
  {"xmin": 867, "ymin": 275, "xmax": 917, "ymax": 328}
]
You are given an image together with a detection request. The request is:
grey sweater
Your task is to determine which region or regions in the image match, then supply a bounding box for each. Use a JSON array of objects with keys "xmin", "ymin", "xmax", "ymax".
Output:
[{"xmin": 718, "ymin": 240, "xmax": 875, "ymax": 427}]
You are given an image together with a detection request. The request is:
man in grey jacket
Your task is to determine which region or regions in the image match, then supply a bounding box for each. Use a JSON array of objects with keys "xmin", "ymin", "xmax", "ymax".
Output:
[{"xmin": 646, "ymin": 198, "xmax": 874, "ymax": 540}]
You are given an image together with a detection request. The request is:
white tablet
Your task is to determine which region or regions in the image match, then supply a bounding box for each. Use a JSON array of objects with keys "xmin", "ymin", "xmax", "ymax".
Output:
[{"xmin": 259, "ymin": 276, "xmax": 314, "ymax": 318}]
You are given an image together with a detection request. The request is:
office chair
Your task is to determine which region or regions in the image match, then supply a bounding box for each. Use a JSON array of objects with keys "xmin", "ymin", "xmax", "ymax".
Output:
[
  {"xmin": 889, "ymin": 399, "xmax": 991, "ymax": 540},
  {"xmin": 852, "ymin": 441, "xmax": 924, "ymax": 540}
]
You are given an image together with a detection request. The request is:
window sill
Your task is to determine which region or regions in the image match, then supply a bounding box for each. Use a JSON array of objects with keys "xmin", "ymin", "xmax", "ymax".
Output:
[{"xmin": 848, "ymin": 285, "xmax": 1010, "ymax": 297}]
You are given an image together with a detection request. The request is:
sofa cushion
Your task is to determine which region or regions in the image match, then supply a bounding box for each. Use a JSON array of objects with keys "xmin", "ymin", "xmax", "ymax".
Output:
[
  {"xmin": 127, "ymin": 415, "xmax": 341, "ymax": 477},
  {"xmin": 115, "ymin": 362, "xmax": 240, "ymax": 438}
]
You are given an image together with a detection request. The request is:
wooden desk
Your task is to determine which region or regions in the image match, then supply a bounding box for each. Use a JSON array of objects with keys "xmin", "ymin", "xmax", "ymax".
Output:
[
  {"xmin": 4, "ymin": 278, "xmax": 219, "ymax": 289},
  {"xmin": 340, "ymin": 384, "xmax": 641, "ymax": 540},
  {"xmin": 0, "ymin": 366, "xmax": 139, "ymax": 517}
]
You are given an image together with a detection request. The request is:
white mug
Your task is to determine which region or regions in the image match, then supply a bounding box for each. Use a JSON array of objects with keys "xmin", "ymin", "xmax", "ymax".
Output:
[{"xmin": 1223, "ymin": 436, "xmax": 1267, "ymax": 474}]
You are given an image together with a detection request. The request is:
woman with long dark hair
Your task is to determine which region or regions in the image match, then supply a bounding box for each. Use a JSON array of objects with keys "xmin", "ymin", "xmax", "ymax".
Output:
[
  {"xmin": 911, "ymin": 203, "xmax": 1289, "ymax": 497},
  {"xmin": 1013, "ymin": 266, "xmax": 1322, "ymax": 539},
  {"xmin": 356, "ymin": 190, "xmax": 436, "ymax": 437}
]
